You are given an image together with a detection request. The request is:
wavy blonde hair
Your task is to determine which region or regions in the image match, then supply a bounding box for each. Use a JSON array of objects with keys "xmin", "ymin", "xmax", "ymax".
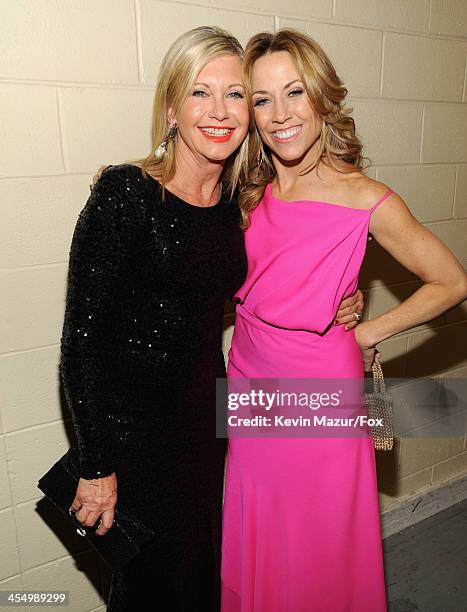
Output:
[
  {"xmin": 239, "ymin": 28, "xmax": 366, "ymax": 227},
  {"xmin": 135, "ymin": 26, "xmax": 250, "ymax": 200}
]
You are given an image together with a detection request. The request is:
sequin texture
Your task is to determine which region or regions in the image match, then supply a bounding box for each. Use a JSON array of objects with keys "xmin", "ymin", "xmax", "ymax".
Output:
[{"xmin": 60, "ymin": 164, "xmax": 247, "ymax": 610}]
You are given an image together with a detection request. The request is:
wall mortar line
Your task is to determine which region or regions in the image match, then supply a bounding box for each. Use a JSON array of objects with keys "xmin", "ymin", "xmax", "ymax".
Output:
[
  {"xmin": 419, "ymin": 103, "xmax": 426, "ymax": 164},
  {"xmin": 379, "ymin": 32, "xmax": 385, "ymax": 97},
  {"xmin": 452, "ymin": 164, "xmax": 459, "ymax": 218},
  {"xmin": 1, "ymin": 436, "xmax": 25, "ymax": 585},
  {"xmin": 134, "ymin": 0, "xmax": 144, "ymax": 84},
  {"xmin": 55, "ymin": 89, "xmax": 68, "ymax": 174}
]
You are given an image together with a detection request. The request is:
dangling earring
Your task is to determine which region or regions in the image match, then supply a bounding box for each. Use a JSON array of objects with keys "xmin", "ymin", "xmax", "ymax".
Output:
[
  {"xmin": 255, "ymin": 144, "xmax": 265, "ymax": 180},
  {"xmin": 154, "ymin": 124, "xmax": 177, "ymax": 159}
]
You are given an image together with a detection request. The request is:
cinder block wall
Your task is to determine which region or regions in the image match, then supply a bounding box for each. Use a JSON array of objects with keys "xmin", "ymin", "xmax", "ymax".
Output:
[{"xmin": 1, "ymin": 1, "xmax": 466, "ymax": 609}]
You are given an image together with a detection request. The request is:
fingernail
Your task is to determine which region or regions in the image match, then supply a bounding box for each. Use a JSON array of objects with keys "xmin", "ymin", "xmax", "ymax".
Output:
[{"xmin": 334, "ymin": 320, "xmax": 338, "ymax": 325}]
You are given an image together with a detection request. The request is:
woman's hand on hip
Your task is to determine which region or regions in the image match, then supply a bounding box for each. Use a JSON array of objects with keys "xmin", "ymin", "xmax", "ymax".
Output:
[
  {"xmin": 335, "ymin": 289, "xmax": 365, "ymax": 330},
  {"xmin": 70, "ymin": 472, "xmax": 117, "ymax": 536}
]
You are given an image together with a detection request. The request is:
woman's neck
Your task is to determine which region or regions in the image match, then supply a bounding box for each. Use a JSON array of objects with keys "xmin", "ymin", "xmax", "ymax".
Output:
[
  {"xmin": 272, "ymin": 145, "xmax": 325, "ymax": 195},
  {"xmin": 165, "ymin": 141, "xmax": 224, "ymax": 207}
]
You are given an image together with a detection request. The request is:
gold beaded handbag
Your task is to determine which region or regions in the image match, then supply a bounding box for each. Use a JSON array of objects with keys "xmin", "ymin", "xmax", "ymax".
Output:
[{"xmin": 365, "ymin": 356, "xmax": 394, "ymax": 451}]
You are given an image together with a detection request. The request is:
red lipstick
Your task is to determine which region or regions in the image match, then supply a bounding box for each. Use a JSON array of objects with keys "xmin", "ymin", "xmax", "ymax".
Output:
[{"xmin": 198, "ymin": 127, "xmax": 235, "ymax": 143}]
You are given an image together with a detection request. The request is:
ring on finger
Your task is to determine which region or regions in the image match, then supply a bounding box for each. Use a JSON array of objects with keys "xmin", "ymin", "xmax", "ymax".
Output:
[{"xmin": 353, "ymin": 312, "xmax": 362, "ymax": 321}]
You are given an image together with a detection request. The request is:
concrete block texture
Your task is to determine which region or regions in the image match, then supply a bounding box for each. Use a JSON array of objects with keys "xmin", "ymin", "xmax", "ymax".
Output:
[
  {"xmin": 376, "ymin": 335, "xmax": 408, "ymax": 378},
  {"xmin": 382, "ymin": 33, "xmax": 466, "ymax": 101},
  {"xmin": 59, "ymin": 88, "xmax": 154, "ymax": 174},
  {"xmin": 23, "ymin": 551, "xmax": 103, "ymax": 611},
  {"xmin": 0, "ymin": 438, "xmax": 13, "ymax": 508},
  {"xmin": 0, "ymin": 347, "xmax": 63, "ymax": 433},
  {"xmin": 0, "ymin": 574, "xmax": 23, "ymax": 589},
  {"xmin": 429, "ymin": 0, "xmax": 467, "ymax": 37},
  {"xmin": 0, "ymin": 176, "xmax": 91, "ymax": 268},
  {"xmin": 398, "ymin": 437, "xmax": 464, "ymax": 479},
  {"xmin": 0, "ymin": 0, "xmax": 138, "ymax": 84},
  {"xmin": 454, "ymin": 164, "xmax": 467, "ymax": 219},
  {"xmin": 395, "ymin": 467, "xmax": 433, "ymax": 497},
  {"xmin": 211, "ymin": 0, "xmax": 332, "ymax": 19},
  {"xmin": 406, "ymin": 321, "xmax": 467, "ymax": 377},
  {"xmin": 0, "ymin": 508, "xmax": 21, "ymax": 581},
  {"xmin": 0, "ymin": 85, "xmax": 63, "ymax": 177},
  {"xmin": 5, "ymin": 420, "xmax": 70, "ymax": 505},
  {"xmin": 1, "ymin": 0, "xmax": 467, "ymax": 594},
  {"xmin": 432, "ymin": 451, "xmax": 467, "ymax": 483},
  {"xmin": 334, "ymin": 0, "xmax": 430, "ymax": 32},
  {"xmin": 422, "ymin": 103, "xmax": 467, "ymax": 163},
  {"xmin": 1, "ymin": 266, "xmax": 67, "ymax": 353},
  {"xmin": 425, "ymin": 219, "xmax": 467, "ymax": 266},
  {"xmin": 351, "ymin": 99, "xmax": 423, "ymax": 165},
  {"xmin": 278, "ymin": 19, "xmax": 382, "ymax": 98},
  {"xmin": 376, "ymin": 164, "xmax": 456, "ymax": 223},
  {"xmin": 138, "ymin": 0, "xmax": 275, "ymax": 85},
  {"xmin": 17, "ymin": 499, "xmax": 91, "ymax": 572}
]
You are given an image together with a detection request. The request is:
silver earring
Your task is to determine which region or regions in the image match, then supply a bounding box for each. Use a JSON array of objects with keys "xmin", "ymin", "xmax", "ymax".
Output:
[
  {"xmin": 255, "ymin": 144, "xmax": 266, "ymax": 180},
  {"xmin": 154, "ymin": 124, "xmax": 177, "ymax": 158}
]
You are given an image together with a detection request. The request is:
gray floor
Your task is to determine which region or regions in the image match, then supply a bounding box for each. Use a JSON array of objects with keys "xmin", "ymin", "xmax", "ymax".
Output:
[{"xmin": 384, "ymin": 498, "xmax": 467, "ymax": 611}]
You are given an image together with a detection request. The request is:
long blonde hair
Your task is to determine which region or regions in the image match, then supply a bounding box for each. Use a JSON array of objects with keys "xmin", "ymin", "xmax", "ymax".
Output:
[
  {"xmin": 239, "ymin": 28, "xmax": 366, "ymax": 227},
  {"xmin": 136, "ymin": 26, "xmax": 250, "ymax": 199}
]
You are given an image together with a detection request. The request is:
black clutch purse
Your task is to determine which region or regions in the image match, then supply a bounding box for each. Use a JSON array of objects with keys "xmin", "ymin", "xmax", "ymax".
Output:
[{"xmin": 37, "ymin": 447, "xmax": 155, "ymax": 571}]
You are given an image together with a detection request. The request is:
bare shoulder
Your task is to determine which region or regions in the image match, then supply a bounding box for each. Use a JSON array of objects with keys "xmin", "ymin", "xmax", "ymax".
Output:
[
  {"xmin": 326, "ymin": 166, "xmax": 400, "ymax": 210},
  {"xmin": 362, "ymin": 179, "xmax": 421, "ymax": 238},
  {"xmin": 347, "ymin": 175, "xmax": 400, "ymax": 210}
]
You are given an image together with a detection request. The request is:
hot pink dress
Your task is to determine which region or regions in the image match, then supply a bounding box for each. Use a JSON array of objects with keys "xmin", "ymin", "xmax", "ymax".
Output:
[{"xmin": 221, "ymin": 183, "xmax": 393, "ymax": 611}]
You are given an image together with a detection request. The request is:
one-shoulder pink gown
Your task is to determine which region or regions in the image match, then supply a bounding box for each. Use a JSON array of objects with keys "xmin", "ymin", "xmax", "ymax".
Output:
[{"xmin": 221, "ymin": 184, "xmax": 393, "ymax": 611}]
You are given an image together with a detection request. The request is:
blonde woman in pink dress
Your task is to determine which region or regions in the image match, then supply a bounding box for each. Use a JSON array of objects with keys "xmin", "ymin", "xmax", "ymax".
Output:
[{"xmin": 221, "ymin": 29, "xmax": 467, "ymax": 611}]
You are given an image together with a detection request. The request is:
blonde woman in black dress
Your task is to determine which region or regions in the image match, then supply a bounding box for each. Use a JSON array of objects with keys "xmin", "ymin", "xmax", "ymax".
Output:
[{"xmin": 62, "ymin": 27, "xmax": 363, "ymax": 611}]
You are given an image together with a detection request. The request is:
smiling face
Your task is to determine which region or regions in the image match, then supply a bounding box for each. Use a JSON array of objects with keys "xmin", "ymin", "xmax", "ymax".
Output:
[
  {"xmin": 171, "ymin": 54, "xmax": 249, "ymax": 163},
  {"xmin": 251, "ymin": 51, "xmax": 322, "ymax": 166}
]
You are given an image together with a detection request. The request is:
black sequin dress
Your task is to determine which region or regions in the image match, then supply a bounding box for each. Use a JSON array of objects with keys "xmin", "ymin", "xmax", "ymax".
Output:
[{"xmin": 60, "ymin": 164, "xmax": 247, "ymax": 611}]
